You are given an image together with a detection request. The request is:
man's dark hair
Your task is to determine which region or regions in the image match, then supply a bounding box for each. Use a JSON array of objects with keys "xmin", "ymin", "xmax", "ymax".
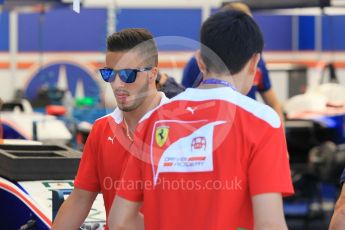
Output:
[
  {"xmin": 107, "ymin": 28, "xmax": 158, "ymax": 66},
  {"xmin": 200, "ymin": 10, "xmax": 263, "ymax": 75}
]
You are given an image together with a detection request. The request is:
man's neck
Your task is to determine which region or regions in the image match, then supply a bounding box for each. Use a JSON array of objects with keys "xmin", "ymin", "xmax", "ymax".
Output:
[
  {"xmin": 123, "ymin": 91, "xmax": 161, "ymax": 132},
  {"xmin": 198, "ymin": 74, "xmax": 235, "ymax": 89}
]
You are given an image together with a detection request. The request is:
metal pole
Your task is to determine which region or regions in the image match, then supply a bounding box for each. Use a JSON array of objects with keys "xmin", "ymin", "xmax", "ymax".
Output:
[
  {"xmin": 107, "ymin": 0, "xmax": 116, "ymax": 36},
  {"xmin": 292, "ymin": 15, "xmax": 299, "ymax": 51},
  {"xmin": 9, "ymin": 10, "xmax": 18, "ymax": 99}
]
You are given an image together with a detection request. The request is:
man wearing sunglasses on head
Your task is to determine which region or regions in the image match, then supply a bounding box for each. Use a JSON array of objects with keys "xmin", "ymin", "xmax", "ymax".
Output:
[{"xmin": 52, "ymin": 28, "xmax": 169, "ymax": 230}]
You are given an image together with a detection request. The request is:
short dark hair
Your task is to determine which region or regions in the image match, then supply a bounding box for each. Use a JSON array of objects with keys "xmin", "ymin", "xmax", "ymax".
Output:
[
  {"xmin": 200, "ymin": 10, "xmax": 263, "ymax": 75},
  {"xmin": 107, "ymin": 28, "xmax": 158, "ymax": 66}
]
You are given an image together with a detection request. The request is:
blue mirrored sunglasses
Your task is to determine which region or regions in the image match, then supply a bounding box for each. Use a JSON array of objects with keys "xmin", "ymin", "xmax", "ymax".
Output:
[{"xmin": 99, "ymin": 67, "xmax": 153, "ymax": 84}]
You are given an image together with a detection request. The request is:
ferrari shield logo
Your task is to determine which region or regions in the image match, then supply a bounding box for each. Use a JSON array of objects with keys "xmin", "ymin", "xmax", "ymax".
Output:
[{"xmin": 155, "ymin": 126, "xmax": 169, "ymax": 147}]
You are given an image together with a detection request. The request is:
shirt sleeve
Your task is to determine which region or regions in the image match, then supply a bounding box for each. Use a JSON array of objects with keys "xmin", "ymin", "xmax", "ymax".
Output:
[
  {"xmin": 257, "ymin": 58, "xmax": 272, "ymax": 93},
  {"xmin": 248, "ymin": 124, "xmax": 294, "ymax": 197},
  {"xmin": 159, "ymin": 77, "xmax": 185, "ymax": 99},
  {"xmin": 181, "ymin": 56, "xmax": 203, "ymax": 88},
  {"xmin": 74, "ymin": 121, "xmax": 101, "ymax": 192}
]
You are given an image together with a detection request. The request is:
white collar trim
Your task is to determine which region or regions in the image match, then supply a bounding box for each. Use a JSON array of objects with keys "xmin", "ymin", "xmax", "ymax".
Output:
[{"xmin": 110, "ymin": 92, "xmax": 169, "ymax": 124}]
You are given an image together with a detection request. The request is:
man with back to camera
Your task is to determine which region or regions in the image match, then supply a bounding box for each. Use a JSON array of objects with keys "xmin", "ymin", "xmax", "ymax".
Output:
[
  {"xmin": 182, "ymin": 2, "xmax": 284, "ymax": 124},
  {"xmin": 52, "ymin": 28, "xmax": 169, "ymax": 230},
  {"xmin": 108, "ymin": 10, "xmax": 294, "ymax": 230}
]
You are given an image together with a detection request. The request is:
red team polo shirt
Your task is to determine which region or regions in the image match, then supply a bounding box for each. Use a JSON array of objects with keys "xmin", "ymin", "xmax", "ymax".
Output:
[
  {"xmin": 74, "ymin": 93, "xmax": 168, "ymax": 229},
  {"xmin": 118, "ymin": 87, "xmax": 294, "ymax": 230}
]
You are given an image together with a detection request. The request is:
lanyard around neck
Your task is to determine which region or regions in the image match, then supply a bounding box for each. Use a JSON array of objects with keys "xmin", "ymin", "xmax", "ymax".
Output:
[{"xmin": 201, "ymin": 78, "xmax": 237, "ymax": 91}]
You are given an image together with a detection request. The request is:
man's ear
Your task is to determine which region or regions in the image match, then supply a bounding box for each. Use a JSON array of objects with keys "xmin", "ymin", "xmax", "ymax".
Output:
[
  {"xmin": 148, "ymin": 67, "xmax": 159, "ymax": 83},
  {"xmin": 248, "ymin": 53, "xmax": 261, "ymax": 76},
  {"xmin": 195, "ymin": 50, "xmax": 207, "ymax": 74}
]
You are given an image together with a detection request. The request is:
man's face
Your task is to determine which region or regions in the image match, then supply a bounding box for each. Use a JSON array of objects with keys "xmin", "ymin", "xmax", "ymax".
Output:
[{"xmin": 105, "ymin": 51, "xmax": 152, "ymax": 112}]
